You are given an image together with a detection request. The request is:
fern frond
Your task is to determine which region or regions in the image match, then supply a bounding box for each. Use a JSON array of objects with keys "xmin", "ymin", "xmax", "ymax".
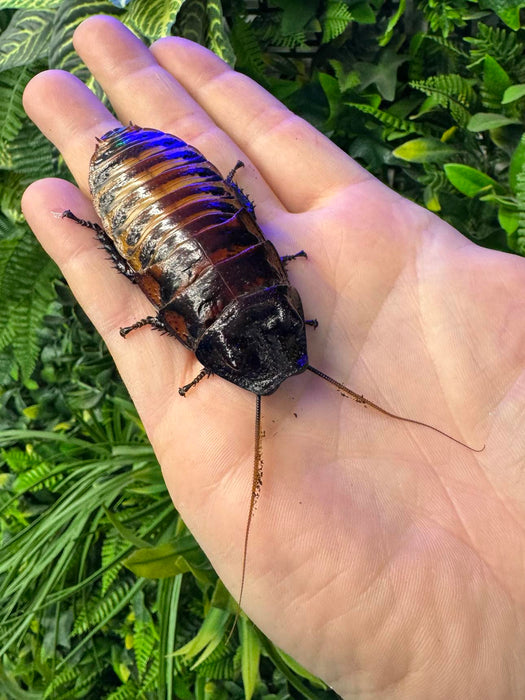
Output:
[
  {"xmin": 466, "ymin": 24, "xmax": 523, "ymax": 71},
  {"xmin": 410, "ymin": 74, "xmax": 476, "ymax": 127},
  {"xmin": 8, "ymin": 123, "xmax": 56, "ymax": 184},
  {"xmin": 322, "ymin": 0, "xmax": 352, "ymax": 43},
  {"xmin": 138, "ymin": 653, "xmax": 160, "ymax": 693},
  {"xmin": 1, "ymin": 446, "xmax": 35, "ymax": 473},
  {"xmin": 43, "ymin": 666, "xmax": 78, "ymax": 699},
  {"xmin": 0, "ymin": 173, "xmax": 25, "ymax": 223},
  {"xmin": 134, "ymin": 618, "xmax": 157, "ymax": 681},
  {"xmin": 347, "ymin": 103, "xmax": 434, "ymax": 137},
  {"xmin": 101, "ymin": 532, "xmax": 129, "ymax": 594},
  {"xmin": 13, "ymin": 460, "xmax": 58, "ymax": 492},
  {"xmin": 230, "ymin": 16, "xmax": 266, "ymax": 84},
  {"xmin": 424, "ymin": 34, "xmax": 469, "ymax": 59},
  {"xmin": 11, "ymin": 251, "xmax": 58, "ymax": 380},
  {"xmin": 514, "ymin": 169, "xmax": 525, "ymax": 255},
  {"xmin": 195, "ymin": 641, "xmax": 239, "ymax": 680},
  {"xmin": 105, "ymin": 679, "xmax": 140, "ymax": 700},
  {"xmin": 73, "ymin": 580, "xmax": 133, "ymax": 635},
  {"xmin": 0, "ymin": 67, "xmax": 31, "ymax": 150}
]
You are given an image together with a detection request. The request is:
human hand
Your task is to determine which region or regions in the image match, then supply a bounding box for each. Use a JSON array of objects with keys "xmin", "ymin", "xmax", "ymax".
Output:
[{"xmin": 22, "ymin": 15, "xmax": 525, "ymax": 699}]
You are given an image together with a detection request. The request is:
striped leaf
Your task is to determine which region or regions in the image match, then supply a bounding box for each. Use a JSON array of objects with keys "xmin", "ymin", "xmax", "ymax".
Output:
[
  {"xmin": 48, "ymin": 0, "xmax": 120, "ymax": 94},
  {"xmin": 206, "ymin": 0, "xmax": 234, "ymax": 65},
  {"xmin": 177, "ymin": 0, "xmax": 206, "ymax": 44},
  {"xmin": 127, "ymin": 0, "xmax": 184, "ymax": 41},
  {"xmin": 0, "ymin": 0, "xmax": 58, "ymax": 8},
  {"xmin": 0, "ymin": 9, "xmax": 54, "ymax": 70}
]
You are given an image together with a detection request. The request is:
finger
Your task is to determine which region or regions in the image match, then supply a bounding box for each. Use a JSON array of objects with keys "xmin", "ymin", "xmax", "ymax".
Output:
[
  {"xmin": 151, "ymin": 36, "xmax": 371, "ymax": 212},
  {"xmin": 72, "ymin": 15, "xmax": 283, "ymax": 218},
  {"xmin": 23, "ymin": 70, "xmax": 118, "ymax": 194}
]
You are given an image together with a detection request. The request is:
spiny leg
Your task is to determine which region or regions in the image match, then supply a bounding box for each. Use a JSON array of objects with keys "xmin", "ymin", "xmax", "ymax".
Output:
[
  {"xmin": 120, "ymin": 316, "xmax": 166, "ymax": 338},
  {"xmin": 178, "ymin": 368, "xmax": 212, "ymax": 397},
  {"xmin": 227, "ymin": 393, "xmax": 263, "ymax": 643},
  {"xmin": 225, "ymin": 160, "xmax": 256, "ymax": 217},
  {"xmin": 62, "ymin": 209, "xmax": 136, "ymax": 281},
  {"xmin": 307, "ymin": 365, "xmax": 484, "ymax": 452},
  {"xmin": 280, "ymin": 250, "xmax": 307, "ymax": 264},
  {"xmin": 225, "ymin": 160, "xmax": 245, "ymax": 184}
]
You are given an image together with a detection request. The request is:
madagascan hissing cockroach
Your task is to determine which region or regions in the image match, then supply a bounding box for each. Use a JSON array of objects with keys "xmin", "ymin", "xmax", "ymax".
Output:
[{"xmin": 63, "ymin": 124, "xmax": 482, "ymax": 625}]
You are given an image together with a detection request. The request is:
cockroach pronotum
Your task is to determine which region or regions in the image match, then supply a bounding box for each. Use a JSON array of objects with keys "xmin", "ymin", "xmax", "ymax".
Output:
[{"xmin": 63, "ymin": 124, "xmax": 483, "ymax": 632}]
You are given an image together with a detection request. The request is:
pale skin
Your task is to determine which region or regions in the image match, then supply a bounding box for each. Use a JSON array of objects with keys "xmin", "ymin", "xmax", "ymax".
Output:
[{"xmin": 21, "ymin": 15, "xmax": 525, "ymax": 699}]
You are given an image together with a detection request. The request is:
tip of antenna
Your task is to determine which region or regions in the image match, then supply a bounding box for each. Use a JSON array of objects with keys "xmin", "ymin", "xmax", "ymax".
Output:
[{"xmin": 225, "ymin": 608, "xmax": 240, "ymax": 646}]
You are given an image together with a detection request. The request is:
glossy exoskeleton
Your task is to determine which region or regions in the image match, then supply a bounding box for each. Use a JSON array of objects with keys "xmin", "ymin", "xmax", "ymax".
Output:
[
  {"xmin": 63, "ymin": 124, "xmax": 481, "ymax": 631},
  {"xmin": 88, "ymin": 124, "xmax": 308, "ymax": 396}
]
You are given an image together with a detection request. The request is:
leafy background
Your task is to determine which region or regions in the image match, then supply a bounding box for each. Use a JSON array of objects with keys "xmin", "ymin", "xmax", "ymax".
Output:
[{"xmin": 0, "ymin": 0, "xmax": 524, "ymax": 697}]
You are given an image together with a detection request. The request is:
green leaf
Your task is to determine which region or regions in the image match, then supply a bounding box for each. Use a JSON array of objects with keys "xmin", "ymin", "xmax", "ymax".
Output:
[
  {"xmin": 124, "ymin": 539, "xmax": 194, "ymax": 578},
  {"xmin": 0, "ymin": 0, "xmax": 58, "ymax": 9},
  {"xmin": 177, "ymin": 0, "xmax": 206, "ymax": 44},
  {"xmin": 273, "ymin": 0, "xmax": 320, "ymax": 35},
  {"xmin": 206, "ymin": 0, "xmax": 234, "ymax": 65},
  {"xmin": 502, "ymin": 84, "xmax": 525, "ymax": 104},
  {"xmin": 355, "ymin": 48, "xmax": 407, "ymax": 101},
  {"xmin": 123, "ymin": 532, "xmax": 213, "ymax": 583},
  {"xmin": 351, "ymin": 2, "xmax": 375, "ymax": 23},
  {"xmin": 8, "ymin": 123, "xmax": 56, "ymax": 184},
  {"xmin": 174, "ymin": 607, "xmax": 229, "ymax": 661},
  {"xmin": 49, "ymin": 0, "xmax": 120, "ymax": 88},
  {"xmin": 321, "ymin": 0, "xmax": 352, "ymax": 43},
  {"xmin": 479, "ymin": 0, "xmax": 523, "ymax": 30},
  {"xmin": 498, "ymin": 205, "xmax": 519, "ymax": 235},
  {"xmin": 509, "ymin": 135, "xmax": 525, "ymax": 192},
  {"xmin": 392, "ymin": 137, "xmax": 457, "ymax": 163},
  {"xmin": 444, "ymin": 164, "xmax": 499, "ymax": 197},
  {"xmin": 0, "ymin": 9, "xmax": 54, "ymax": 70},
  {"xmin": 347, "ymin": 103, "xmax": 431, "ymax": 137},
  {"xmin": 0, "ymin": 67, "xmax": 31, "ymax": 151},
  {"xmin": 467, "ymin": 112, "xmax": 521, "ymax": 131},
  {"xmin": 378, "ymin": 0, "xmax": 405, "ymax": 47},
  {"xmin": 482, "ymin": 55, "xmax": 511, "ymax": 105},
  {"xmin": 127, "ymin": 0, "xmax": 183, "ymax": 41},
  {"xmin": 274, "ymin": 646, "xmax": 328, "ymax": 688},
  {"xmin": 410, "ymin": 74, "xmax": 475, "ymax": 128},
  {"xmin": 239, "ymin": 617, "xmax": 261, "ymax": 700}
]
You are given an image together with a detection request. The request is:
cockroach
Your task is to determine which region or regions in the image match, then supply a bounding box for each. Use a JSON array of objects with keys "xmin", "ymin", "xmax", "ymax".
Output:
[{"xmin": 63, "ymin": 124, "xmax": 482, "ymax": 632}]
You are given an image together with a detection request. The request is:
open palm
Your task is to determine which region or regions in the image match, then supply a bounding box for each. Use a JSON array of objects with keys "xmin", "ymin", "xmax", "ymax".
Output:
[{"xmin": 22, "ymin": 16, "xmax": 525, "ymax": 699}]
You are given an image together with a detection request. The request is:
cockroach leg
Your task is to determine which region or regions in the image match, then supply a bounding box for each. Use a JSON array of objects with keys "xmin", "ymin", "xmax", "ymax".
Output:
[
  {"xmin": 280, "ymin": 250, "xmax": 308, "ymax": 264},
  {"xmin": 178, "ymin": 368, "xmax": 212, "ymax": 397},
  {"xmin": 225, "ymin": 160, "xmax": 245, "ymax": 184},
  {"xmin": 62, "ymin": 209, "xmax": 136, "ymax": 280},
  {"xmin": 119, "ymin": 316, "xmax": 166, "ymax": 338},
  {"xmin": 62, "ymin": 209, "xmax": 105, "ymax": 235}
]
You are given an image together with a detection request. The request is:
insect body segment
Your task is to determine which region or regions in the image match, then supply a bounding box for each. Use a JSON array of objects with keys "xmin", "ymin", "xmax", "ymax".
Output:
[{"xmin": 88, "ymin": 125, "xmax": 308, "ymax": 395}]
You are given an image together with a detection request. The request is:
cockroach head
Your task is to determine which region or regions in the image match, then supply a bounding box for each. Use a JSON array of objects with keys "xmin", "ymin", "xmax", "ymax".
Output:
[{"xmin": 195, "ymin": 285, "xmax": 308, "ymax": 395}]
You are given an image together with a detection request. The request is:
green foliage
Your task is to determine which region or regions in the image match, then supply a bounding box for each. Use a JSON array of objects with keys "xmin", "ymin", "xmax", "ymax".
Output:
[
  {"xmin": 0, "ymin": 1, "xmax": 524, "ymax": 697},
  {"xmin": 126, "ymin": 0, "xmax": 184, "ymax": 41}
]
